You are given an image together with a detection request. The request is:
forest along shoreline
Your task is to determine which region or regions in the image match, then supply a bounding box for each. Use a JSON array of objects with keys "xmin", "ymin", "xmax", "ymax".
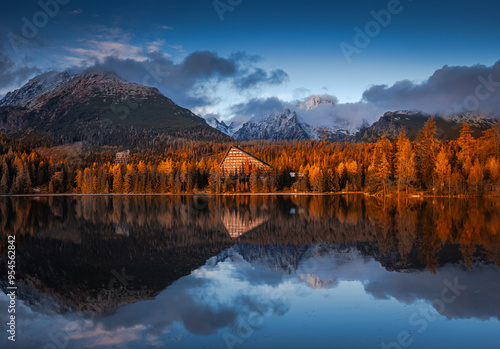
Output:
[
  {"xmin": 0, "ymin": 192, "xmax": 498, "ymax": 198},
  {"xmin": 0, "ymin": 118, "xmax": 499, "ymax": 197}
]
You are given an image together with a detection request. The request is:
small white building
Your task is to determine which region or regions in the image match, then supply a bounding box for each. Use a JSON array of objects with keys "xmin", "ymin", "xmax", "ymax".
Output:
[{"xmin": 115, "ymin": 150, "xmax": 130, "ymax": 165}]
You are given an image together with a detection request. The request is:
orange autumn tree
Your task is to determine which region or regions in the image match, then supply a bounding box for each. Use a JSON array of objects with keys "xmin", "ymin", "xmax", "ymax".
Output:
[
  {"xmin": 414, "ymin": 117, "xmax": 440, "ymax": 191},
  {"xmin": 395, "ymin": 132, "xmax": 416, "ymax": 194},
  {"xmin": 434, "ymin": 148, "xmax": 452, "ymax": 194}
]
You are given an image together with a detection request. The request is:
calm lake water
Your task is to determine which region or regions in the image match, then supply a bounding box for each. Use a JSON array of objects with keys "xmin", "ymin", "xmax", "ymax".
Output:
[{"xmin": 0, "ymin": 194, "xmax": 499, "ymax": 349}]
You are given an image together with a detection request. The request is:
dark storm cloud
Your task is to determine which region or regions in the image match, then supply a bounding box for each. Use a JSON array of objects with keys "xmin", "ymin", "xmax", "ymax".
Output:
[
  {"xmin": 235, "ymin": 68, "xmax": 267, "ymax": 89},
  {"xmin": 362, "ymin": 60, "xmax": 500, "ymax": 116},
  {"xmin": 0, "ymin": 53, "xmax": 39, "ymax": 93},
  {"xmin": 182, "ymin": 51, "xmax": 236, "ymax": 78},
  {"xmin": 81, "ymin": 51, "xmax": 288, "ymax": 108},
  {"xmin": 234, "ymin": 68, "xmax": 289, "ymax": 90}
]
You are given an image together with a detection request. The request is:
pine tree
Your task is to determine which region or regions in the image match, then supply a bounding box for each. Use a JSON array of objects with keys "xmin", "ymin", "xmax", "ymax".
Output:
[
  {"xmin": 457, "ymin": 122, "xmax": 475, "ymax": 168},
  {"xmin": 11, "ymin": 156, "xmax": 30, "ymax": 194},
  {"xmin": 435, "ymin": 149, "xmax": 452, "ymax": 194},
  {"xmin": 336, "ymin": 162, "xmax": 347, "ymax": 191},
  {"xmin": 249, "ymin": 170, "xmax": 259, "ymax": 193},
  {"xmin": 112, "ymin": 165, "xmax": 123, "ymax": 193},
  {"xmin": 0, "ymin": 159, "xmax": 9, "ymax": 194},
  {"xmin": 484, "ymin": 157, "xmax": 499, "ymax": 192},
  {"xmin": 124, "ymin": 165, "xmax": 135, "ymax": 193},
  {"xmin": 467, "ymin": 159, "xmax": 484, "ymax": 194},
  {"xmin": 82, "ymin": 168, "xmax": 93, "ymax": 194},
  {"xmin": 308, "ymin": 165, "xmax": 322, "ymax": 192},
  {"xmin": 478, "ymin": 129, "xmax": 499, "ymax": 162},
  {"xmin": 367, "ymin": 139, "xmax": 391, "ymax": 194},
  {"xmin": 395, "ymin": 133, "xmax": 416, "ymax": 193},
  {"xmin": 414, "ymin": 118, "xmax": 440, "ymax": 190},
  {"xmin": 74, "ymin": 170, "xmax": 83, "ymax": 193}
]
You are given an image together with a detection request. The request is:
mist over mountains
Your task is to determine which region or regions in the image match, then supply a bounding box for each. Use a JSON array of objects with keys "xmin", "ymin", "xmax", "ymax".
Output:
[{"xmin": 203, "ymin": 95, "xmax": 497, "ymax": 142}]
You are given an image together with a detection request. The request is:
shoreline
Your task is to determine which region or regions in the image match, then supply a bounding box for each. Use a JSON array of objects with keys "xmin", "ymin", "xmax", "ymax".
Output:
[
  {"xmin": 0, "ymin": 192, "xmax": 497, "ymax": 198},
  {"xmin": 0, "ymin": 192, "xmax": 347, "ymax": 198}
]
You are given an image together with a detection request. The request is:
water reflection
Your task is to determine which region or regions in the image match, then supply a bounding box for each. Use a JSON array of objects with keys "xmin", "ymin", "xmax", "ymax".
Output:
[
  {"xmin": 0, "ymin": 195, "xmax": 499, "ymax": 348},
  {"xmin": 221, "ymin": 209, "xmax": 269, "ymax": 239}
]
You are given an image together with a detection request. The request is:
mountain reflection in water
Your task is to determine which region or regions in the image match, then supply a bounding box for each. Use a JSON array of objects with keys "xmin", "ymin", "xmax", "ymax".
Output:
[{"xmin": 0, "ymin": 195, "xmax": 499, "ymax": 349}]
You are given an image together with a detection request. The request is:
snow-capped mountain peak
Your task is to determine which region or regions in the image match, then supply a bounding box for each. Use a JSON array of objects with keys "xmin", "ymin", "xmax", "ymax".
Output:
[
  {"xmin": 204, "ymin": 116, "xmax": 235, "ymax": 136},
  {"xmin": 449, "ymin": 112, "xmax": 497, "ymax": 128},
  {"xmin": 0, "ymin": 71, "xmax": 72, "ymax": 108},
  {"xmin": 233, "ymin": 108, "xmax": 354, "ymax": 142},
  {"xmin": 233, "ymin": 109, "xmax": 310, "ymax": 141},
  {"xmin": 297, "ymin": 95, "xmax": 335, "ymax": 110}
]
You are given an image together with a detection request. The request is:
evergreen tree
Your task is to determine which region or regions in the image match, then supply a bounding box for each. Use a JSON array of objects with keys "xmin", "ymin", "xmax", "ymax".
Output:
[
  {"xmin": 415, "ymin": 118, "xmax": 440, "ymax": 190},
  {"xmin": 395, "ymin": 132, "xmax": 416, "ymax": 193},
  {"xmin": 435, "ymin": 149, "xmax": 452, "ymax": 194},
  {"xmin": 0, "ymin": 159, "xmax": 9, "ymax": 194},
  {"xmin": 367, "ymin": 139, "xmax": 392, "ymax": 194},
  {"xmin": 457, "ymin": 122, "xmax": 475, "ymax": 168},
  {"xmin": 467, "ymin": 159, "xmax": 484, "ymax": 194}
]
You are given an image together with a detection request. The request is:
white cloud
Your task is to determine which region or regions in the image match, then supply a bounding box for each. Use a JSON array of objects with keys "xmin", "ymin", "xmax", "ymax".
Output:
[
  {"xmin": 64, "ymin": 40, "xmax": 147, "ymax": 64},
  {"xmin": 147, "ymin": 39, "xmax": 167, "ymax": 53}
]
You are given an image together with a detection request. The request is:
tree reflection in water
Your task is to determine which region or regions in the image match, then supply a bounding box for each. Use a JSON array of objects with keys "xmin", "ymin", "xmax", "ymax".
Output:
[{"xmin": 0, "ymin": 194, "xmax": 499, "ymax": 314}]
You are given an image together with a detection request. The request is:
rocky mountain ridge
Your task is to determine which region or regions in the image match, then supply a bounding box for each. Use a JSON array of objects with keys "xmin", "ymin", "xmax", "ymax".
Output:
[{"xmin": 0, "ymin": 70, "xmax": 229, "ymax": 145}]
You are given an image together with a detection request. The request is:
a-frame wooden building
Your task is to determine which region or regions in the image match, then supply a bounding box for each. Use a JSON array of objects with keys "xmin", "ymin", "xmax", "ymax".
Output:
[
  {"xmin": 219, "ymin": 145, "xmax": 271, "ymax": 174},
  {"xmin": 221, "ymin": 209, "xmax": 268, "ymax": 239}
]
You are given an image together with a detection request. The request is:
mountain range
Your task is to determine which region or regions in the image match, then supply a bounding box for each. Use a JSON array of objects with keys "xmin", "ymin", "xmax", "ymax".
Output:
[
  {"xmin": 232, "ymin": 108, "xmax": 354, "ymax": 141},
  {"xmin": 204, "ymin": 95, "xmax": 497, "ymax": 142},
  {"xmin": 356, "ymin": 110, "xmax": 497, "ymax": 142},
  {"xmin": 0, "ymin": 70, "xmax": 229, "ymax": 146},
  {"xmin": 0, "ymin": 71, "xmax": 498, "ymax": 147}
]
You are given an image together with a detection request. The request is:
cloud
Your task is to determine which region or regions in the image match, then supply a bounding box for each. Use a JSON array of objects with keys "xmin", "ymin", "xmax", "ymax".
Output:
[
  {"xmin": 225, "ymin": 61, "xmax": 500, "ymax": 129},
  {"xmin": 146, "ymin": 39, "xmax": 167, "ymax": 54},
  {"xmin": 158, "ymin": 25, "xmax": 174, "ymax": 30},
  {"xmin": 226, "ymin": 94, "xmax": 378, "ymax": 130},
  {"xmin": 59, "ymin": 24, "xmax": 289, "ymax": 110},
  {"xmin": 182, "ymin": 51, "xmax": 237, "ymax": 78},
  {"xmin": 230, "ymin": 51, "xmax": 262, "ymax": 63},
  {"xmin": 65, "ymin": 40, "xmax": 147, "ymax": 62},
  {"xmin": 362, "ymin": 61, "xmax": 500, "ymax": 117},
  {"xmin": 234, "ymin": 68, "xmax": 289, "ymax": 90},
  {"xmin": 87, "ymin": 254, "xmax": 290, "ymax": 341},
  {"xmin": 65, "ymin": 48, "xmax": 289, "ymax": 109},
  {"xmin": 228, "ymin": 97, "xmax": 289, "ymax": 126},
  {"xmin": 2, "ymin": 245, "xmax": 499, "ymax": 348},
  {"xmin": 0, "ymin": 53, "xmax": 40, "ymax": 95},
  {"xmin": 293, "ymin": 87, "xmax": 311, "ymax": 99},
  {"xmin": 364, "ymin": 264, "xmax": 500, "ymax": 321},
  {"xmin": 324, "ymin": 101, "xmax": 384, "ymax": 128}
]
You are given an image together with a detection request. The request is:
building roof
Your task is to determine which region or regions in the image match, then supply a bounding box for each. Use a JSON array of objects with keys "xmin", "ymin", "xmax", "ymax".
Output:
[{"xmin": 219, "ymin": 145, "xmax": 271, "ymax": 169}]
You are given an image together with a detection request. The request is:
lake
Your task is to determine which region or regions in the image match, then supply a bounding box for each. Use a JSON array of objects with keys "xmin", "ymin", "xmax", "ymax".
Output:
[{"xmin": 0, "ymin": 194, "xmax": 499, "ymax": 349}]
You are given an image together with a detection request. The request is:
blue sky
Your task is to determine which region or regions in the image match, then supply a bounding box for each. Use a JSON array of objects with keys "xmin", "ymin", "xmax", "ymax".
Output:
[{"xmin": 1, "ymin": 0, "xmax": 500, "ymax": 125}]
